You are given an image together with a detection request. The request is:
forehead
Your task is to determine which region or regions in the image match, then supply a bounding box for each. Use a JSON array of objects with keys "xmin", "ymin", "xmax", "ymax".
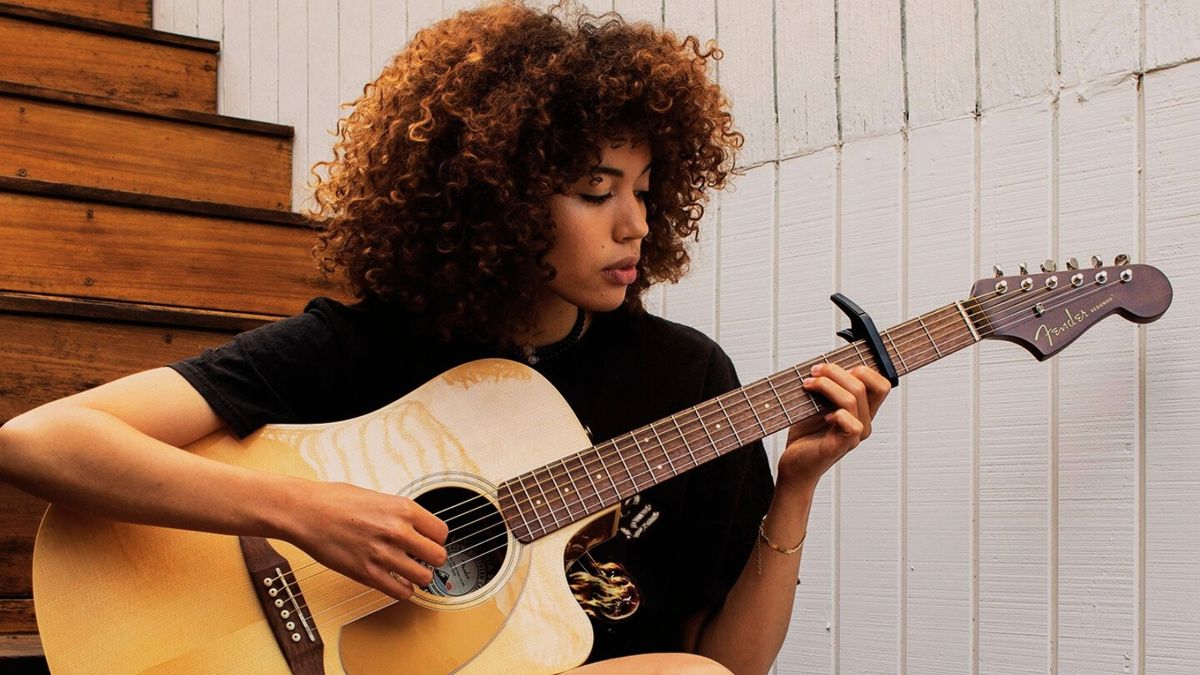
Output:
[{"xmin": 595, "ymin": 136, "xmax": 652, "ymax": 167}]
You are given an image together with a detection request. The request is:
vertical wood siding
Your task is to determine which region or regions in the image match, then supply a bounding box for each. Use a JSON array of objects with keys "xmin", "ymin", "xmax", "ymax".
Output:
[{"xmin": 154, "ymin": 1, "xmax": 1200, "ymax": 671}]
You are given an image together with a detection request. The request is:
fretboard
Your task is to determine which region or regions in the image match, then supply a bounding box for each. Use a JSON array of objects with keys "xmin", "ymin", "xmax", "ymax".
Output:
[{"xmin": 498, "ymin": 300, "xmax": 984, "ymax": 543}]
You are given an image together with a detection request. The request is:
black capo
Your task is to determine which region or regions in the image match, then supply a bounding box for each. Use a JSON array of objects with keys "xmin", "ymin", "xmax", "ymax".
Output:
[{"xmin": 831, "ymin": 293, "xmax": 900, "ymax": 388}]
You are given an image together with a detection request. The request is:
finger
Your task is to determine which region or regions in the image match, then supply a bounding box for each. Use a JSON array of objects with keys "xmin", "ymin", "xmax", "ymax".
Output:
[
  {"xmin": 381, "ymin": 551, "xmax": 437, "ymax": 591},
  {"xmin": 402, "ymin": 497, "xmax": 451, "ymax": 544},
  {"xmin": 803, "ymin": 368, "xmax": 861, "ymax": 424},
  {"xmin": 394, "ymin": 521, "xmax": 449, "ymax": 569},
  {"xmin": 813, "ymin": 363, "xmax": 871, "ymax": 439},
  {"xmin": 824, "ymin": 408, "xmax": 864, "ymax": 441},
  {"xmin": 373, "ymin": 562, "xmax": 416, "ymax": 601},
  {"xmin": 850, "ymin": 365, "xmax": 893, "ymax": 417}
]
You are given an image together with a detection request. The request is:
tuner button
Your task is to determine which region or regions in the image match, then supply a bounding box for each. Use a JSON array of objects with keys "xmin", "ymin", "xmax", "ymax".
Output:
[
  {"xmin": 1041, "ymin": 259, "xmax": 1057, "ymax": 273},
  {"xmin": 1115, "ymin": 253, "xmax": 1130, "ymax": 266},
  {"xmin": 1019, "ymin": 262, "xmax": 1029, "ymax": 275},
  {"xmin": 995, "ymin": 280, "xmax": 1008, "ymax": 294},
  {"xmin": 1071, "ymin": 273, "xmax": 1084, "ymax": 287},
  {"xmin": 1092, "ymin": 255, "xmax": 1103, "ymax": 268},
  {"xmin": 993, "ymin": 264, "xmax": 1004, "ymax": 278},
  {"xmin": 1066, "ymin": 257, "xmax": 1079, "ymax": 271},
  {"xmin": 1120, "ymin": 269, "xmax": 1133, "ymax": 282}
]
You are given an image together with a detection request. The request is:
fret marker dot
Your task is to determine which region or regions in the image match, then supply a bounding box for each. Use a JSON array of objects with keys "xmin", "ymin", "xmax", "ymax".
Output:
[
  {"xmin": 656, "ymin": 464, "xmax": 663, "ymax": 471},
  {"xmin": 536, "ymin": 499, "xmax": 542, "ymax": 505},
  {"xmin": 716, "ymin": 423, "xmax": 722, "ymax": 429},
  {"xmin": 563, "ymin": 488, "xmax": 571, "ymax": 493}
]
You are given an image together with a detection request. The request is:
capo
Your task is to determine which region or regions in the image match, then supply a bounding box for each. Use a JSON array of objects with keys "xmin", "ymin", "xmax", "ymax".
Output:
[{"xmin": 831, "ymin": 293, "xmax": 900, "ymax": 387}]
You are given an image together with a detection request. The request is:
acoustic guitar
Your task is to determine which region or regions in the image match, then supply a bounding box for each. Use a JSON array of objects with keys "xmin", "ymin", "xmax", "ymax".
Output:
[{"xmin": 33, "ymin": 258, "xmax": 1172, "ymax": 674}]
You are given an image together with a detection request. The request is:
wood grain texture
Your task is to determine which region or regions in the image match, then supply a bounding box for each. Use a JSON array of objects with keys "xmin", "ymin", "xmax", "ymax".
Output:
[
  {"xmin": 837, "ymin": 0, "xmax": 904, "ymax": 140},
  {"xmin": 7, "ymin": 0, "xmax": 151, "ymax": 27},
  {"xmin": 1143, "ymin": 59, "xmax": 1200, "ymax": 672},
  {"xmin": 1055, "ymin": 76, "xmax": 1139, "ymax": 673},
  {"xmin": 0, "ymin": 93, "xmax": 292, "ymax": 210},
  {"xmin": 34, "ymin": 360, "xmax": 599, "ymax": 674},
  {"xmin": 904, "ymin": 118, "xmax": 974, "ymax": 674},
  {"xmin": 837, "ymin": 134, "xmax": 902, "ymax": 674},
  {"xmin": 716, "ymin": 0, "xmax": 774, "ymax": 164},
  {"xmin": 0, "ymin": 311, "xmax": 237, "ymax": 422},
  {"xmin": 776, "ymin": 0, "xmax": 837, "ymax": 155},
  {"xmin": 1058, "ymin": 0, "xmax": 1138, "ymax": 88},
  {"xmin": 775, "ymin": 148, "xmax": 837, "ymax": 674},
  {"xmin": 978, "ymin": 0, "xmax": 1056, "ymax": 111},
  {"xmin": 977, "ymin": 99, "xmax": 1053, "ymax": 673},
  {"xmin": 0, "ymin": 485, "xmax": 45, "ymax": 596},
  {"xmin": 0, "ymin": 12, "xmax": 217, "ymax": 114},
  {"xmin": 0, "ymin": 191, "xmax": 335, "ymax": 315},
  {"xmin": 904, "ymin": 0, "xmax": 975, "ymax": 127},
  {"xmin": 1146, "ymin": 0, "xmax": 1200, "ymax": 69}
]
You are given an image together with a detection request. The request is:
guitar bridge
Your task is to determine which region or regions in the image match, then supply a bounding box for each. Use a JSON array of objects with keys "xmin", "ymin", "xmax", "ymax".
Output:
[{"xmin": 239, "ymin": 536, "xmax": 325, "ymax": 674}]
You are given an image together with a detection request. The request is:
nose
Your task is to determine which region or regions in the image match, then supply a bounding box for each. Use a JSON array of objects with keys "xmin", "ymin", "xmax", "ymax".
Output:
[{"xmin": 615, "ymin": 191, "xmax": 650, "ymax": 243}]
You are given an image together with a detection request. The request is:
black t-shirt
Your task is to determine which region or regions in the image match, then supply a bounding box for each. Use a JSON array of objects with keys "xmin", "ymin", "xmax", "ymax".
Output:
[{"xmin": 170, "ymin": 297, "xmax": 774, "ymax": 662}]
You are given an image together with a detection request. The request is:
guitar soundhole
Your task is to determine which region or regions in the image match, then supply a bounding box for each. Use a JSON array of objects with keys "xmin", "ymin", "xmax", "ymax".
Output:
[{"xmin": 414, "ymin": 486, "xmax": 508, "ymax": 599}]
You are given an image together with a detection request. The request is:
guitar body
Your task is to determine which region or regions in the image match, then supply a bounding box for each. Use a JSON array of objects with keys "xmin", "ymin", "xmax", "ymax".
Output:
[{"xmin": 34, "ymin": 359, "xmax": 612, "ymax": 674}]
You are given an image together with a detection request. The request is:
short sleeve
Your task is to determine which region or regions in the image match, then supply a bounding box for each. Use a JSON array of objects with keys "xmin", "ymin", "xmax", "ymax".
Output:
[{"xmin": 168, "ymin": 298, "xmax": 350, "ymax": 438}]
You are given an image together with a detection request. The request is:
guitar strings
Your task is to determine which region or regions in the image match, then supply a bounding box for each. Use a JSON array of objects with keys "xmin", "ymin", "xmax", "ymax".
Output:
[{"xmin": 284, "ymin": 276, "xmax": 1128, "ymax": 625}]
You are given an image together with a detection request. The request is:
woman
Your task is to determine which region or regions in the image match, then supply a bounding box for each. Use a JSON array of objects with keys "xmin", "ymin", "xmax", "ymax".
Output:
[{"xmin": 0, "ymin": 2, "xmax": 889, "ymax": 672}]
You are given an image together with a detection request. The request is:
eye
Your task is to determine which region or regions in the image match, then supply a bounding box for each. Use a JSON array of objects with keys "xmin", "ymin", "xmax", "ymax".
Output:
[
  {"xmin": 634, "ymin": 190, "xmax": 650, "ymax": 202},
  {"xmin": 579, "ymin": 193, "xmax": 613, "ymax": 205}
]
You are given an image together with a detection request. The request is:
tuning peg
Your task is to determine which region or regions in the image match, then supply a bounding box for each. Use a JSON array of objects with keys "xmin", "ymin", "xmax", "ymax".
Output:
[
  {"xmin": 1019, "ymin": 262, "xmax": 1029, "ymax": 275},
  {"xmin": 1066, "ymin": 257, "xmax": 1079, "ymax": 271},
  {"xmin": 1041, "ymin": 259, "xmax": 1057, "ymax": 273},
  {"xmin": 993, "ymin": 264, "xmax": 1004, "ymax": 278},
  {"xmin": 1092, "ymin": 255, "xmax": 1103, "ymax": 268},
  {"xmin": 1115, "ymin": 253, "xmax": 1130, "ymax": 266}
]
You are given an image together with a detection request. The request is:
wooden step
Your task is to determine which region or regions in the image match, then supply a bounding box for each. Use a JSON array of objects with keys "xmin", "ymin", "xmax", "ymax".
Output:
[
  {"xmin": 2, "ymin": 0, "xmax": 149, "ymax": 28},
  {"xmin": 0, "ymin": 2, "xmax": 217, "ymax": 114},
  {"xmin": 0, "ymin": 176, "xmax": 338, "ymax": 315},
  {"xmin": 0, "ymin": 82, "xmax": 294, "ymax": 211}
]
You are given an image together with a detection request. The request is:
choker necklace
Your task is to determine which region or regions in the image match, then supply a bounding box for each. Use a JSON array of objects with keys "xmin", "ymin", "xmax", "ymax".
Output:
[{"xmin": 520, "ymin": 307, "xmax": 587, "ymax": 365}]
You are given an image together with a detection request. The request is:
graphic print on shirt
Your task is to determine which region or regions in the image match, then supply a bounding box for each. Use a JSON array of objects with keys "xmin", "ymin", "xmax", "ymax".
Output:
[{"xmin": 567, "ymin": 494, "xmax": 659, "ymax": 621}]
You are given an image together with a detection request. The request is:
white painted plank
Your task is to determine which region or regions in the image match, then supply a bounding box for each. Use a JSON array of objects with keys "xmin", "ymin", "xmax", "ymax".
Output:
[
  {"xmin": 1059, "ymin": 0, "xmax": 1139, "ymax": 87},
  {"xmin": 153, "ymin": 0, "xmax": 173, "ymax": 32},
  {"xmin": 613, "ymin": 0, "xmax": 661, "ymax": 26},
  {"xmin": 905, "ymin": 0, "xmax": 976, "ymax": 127},
  {"xmin": 717, "ymin": 163, "xmax": 775, "ymax": 382},
  {"xmin": 904, "ymin": 118, "xmax": 974, "ymax": 674},
  {"xmin": 1143, "ymin": 59, "xmax": 1200, "ymax": 672},
  {"xmin": 977, "ymin": 99, "xmax": 1052, "ymax": 673},
  {"xmin": 197, "ymin": 0, "xmax": 222, "ymax": 42},
  {"xmin": 977, "ymin": 0, "xmax": 1056, "ymax": 111},
  {"xmin": 307, "ymin": 0, "xmax": 340, "ymax": 188},
  {"xmin": 278, "ymin": 0, "xmax": 310, "ymax": 211},
  {"xmin": 776, "ymin": 0, "xmax": 837, "ymax": 155},
  {"xmin": 339, "ymin": 0, "xmax": 373, "ymax": 111},
  {"xmin": 837, "ymin": 134, "xmax": 903, "ymax": 674},
  {"xmin": 837, "ymin": 0, "xmax": 904, "ymax": 140},
  {"xmin": 1146, "ymin": 0, "xmax": 1200, "ymax": 70},
  {"xmin": 371, "ymin": 0, "xmax": 408, "ymax": 76},
  {"xmin": 716, "ymin": 0, "xmax": 775, "ymax": 165},
  {"xmin": 663, "ymin": 0, "xmax": 716, "ymax": 49},
  {"xmin": 774, "ymin": 148, "xmax": 837, "ymax": 675},
  {"xmin": 406, "ymin": 0, "xmax": 445, "ymax": 43},
  {"xmin": 249, "ymin": 0, "xmax": 279, "ymax": 124},
  {"xmin": 174, "ymin": 0, "xmax": 198, "ymax": 36},
  {"xmin": 220, "ymin": 0, "xmax": 251, "ymax": 118},
  {"xmin": 1055, "ymin": 76, "xmax": 1139, "ymax": 674}
]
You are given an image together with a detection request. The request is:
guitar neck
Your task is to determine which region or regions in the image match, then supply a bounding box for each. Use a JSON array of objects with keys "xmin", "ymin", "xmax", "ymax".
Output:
[{"xmin": 500, "ymin": 300, "xmax": 983, "ymax": 543}]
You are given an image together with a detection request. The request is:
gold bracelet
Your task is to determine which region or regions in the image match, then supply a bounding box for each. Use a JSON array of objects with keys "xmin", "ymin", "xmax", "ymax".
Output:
[{"xmin": 755, "ymin": 516, "xmax": 806, "ymax": 576}]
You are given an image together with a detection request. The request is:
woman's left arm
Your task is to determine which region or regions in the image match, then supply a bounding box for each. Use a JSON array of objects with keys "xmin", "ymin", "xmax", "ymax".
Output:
[{"xmin": 686, "ymin": 362, "xmax": 892, "ymax": 674}]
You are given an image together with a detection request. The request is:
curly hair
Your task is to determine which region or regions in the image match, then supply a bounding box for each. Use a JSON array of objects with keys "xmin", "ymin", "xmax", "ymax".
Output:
[{"xmin": 308, "ymin": 0, "xmax": 741, "ymax": 344}]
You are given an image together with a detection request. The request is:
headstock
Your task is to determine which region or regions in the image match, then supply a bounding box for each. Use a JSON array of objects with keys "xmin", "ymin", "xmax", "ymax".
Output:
[{"xmin": 970, "ymin": 256, "xmax": 1172, "ymax": 360}]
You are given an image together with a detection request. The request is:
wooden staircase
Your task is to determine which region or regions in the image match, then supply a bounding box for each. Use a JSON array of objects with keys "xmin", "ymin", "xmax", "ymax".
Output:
[{"xmin": 0, "ymin": 1, "xmax": 341, "ymax": 667}]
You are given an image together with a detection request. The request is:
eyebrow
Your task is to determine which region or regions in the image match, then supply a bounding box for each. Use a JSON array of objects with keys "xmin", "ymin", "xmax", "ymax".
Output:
[{"xmin": 592, "ymin": 161, "xmax": 653, "ymax": 179}]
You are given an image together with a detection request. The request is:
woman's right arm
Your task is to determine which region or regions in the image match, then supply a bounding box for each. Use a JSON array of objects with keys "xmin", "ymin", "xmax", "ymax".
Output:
[{"xmin": 0, "ymin": 366, "xmax": 447, "ymax": 598}]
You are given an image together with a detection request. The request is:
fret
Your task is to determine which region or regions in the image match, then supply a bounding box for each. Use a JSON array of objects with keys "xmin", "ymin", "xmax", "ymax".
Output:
[
  {"xmin": 647, "ymin": 424, "xmax": 680, "ymax": 475},
  {"xmin": 575, "ymin": 452, "xmax": 605, "ymax": 511},
  {"xmin": 515, "ymin": 473, "xmax": 550, "ymax": 536},
  {"xmin": 629, "ymin": 433, "xmax": 661, "ymax": 480},
  {"xmin": 557, "ymin": 457, "xmax": 585, "ymax": 518},
  {"xmin": 798, "ymin": 364, "xmax": 823, "ymax": 412},
  {"xmin": 610, "ymin": 438, "xmax": 639, "ymax": 496},
  {"xmin": 668, "ymin": 415, "xmax": 700, "ymax": 467},
  {"xmin": 692, "ymin": 406, "xmax": 720, "ymax": 457},
  {"xmin": 741, "ymin": 388, "xmax": 768, "ymax": 436},
  {"xmin": 713, "ymin": 396, "xmax": 743, "ymax": 448},
  {"xmin": 501, "ymin": 485, "xmax": 534, "ymax": 541},
  {"xmin": 534, "ymin": 467, "xmax": 564, "ymax": 528},
  {"xmin": 849, "ymin": 341, "xmax": 870, "ymax": 368},
  {"xmin": 594, "ymin": 448, "xmax": 621, "ymax": 505},
  {"xmin": 884, "ymin": 331, "xmax": 908, "ymax": 375},
  {"xmin": 954, "ymin": 300, "xmax": 983, "ymax": 341},
  {"xmin": 765, "ymin": 376, "xmax": 794, "ymax": 425},
  {"xmin": 917, "ymin": 315, "xmax": 942, "ymax": 357}
]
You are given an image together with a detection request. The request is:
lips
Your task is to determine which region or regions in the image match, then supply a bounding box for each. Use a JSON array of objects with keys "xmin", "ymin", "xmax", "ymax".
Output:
[{"xmin": 603, "ymin": 256, "xmax": 640, "ymax": 285}]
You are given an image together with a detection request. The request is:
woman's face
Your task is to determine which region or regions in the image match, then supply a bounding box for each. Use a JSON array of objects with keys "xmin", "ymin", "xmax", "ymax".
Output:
[{"xmin": 541, "ymin": 138, "xmax": 652, "ymax": 321}]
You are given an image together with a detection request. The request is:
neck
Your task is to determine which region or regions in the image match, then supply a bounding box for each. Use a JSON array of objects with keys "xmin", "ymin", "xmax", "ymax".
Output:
[{"xmin": 498, "ymin": 298, "xmax": 984, "ymax": 543}]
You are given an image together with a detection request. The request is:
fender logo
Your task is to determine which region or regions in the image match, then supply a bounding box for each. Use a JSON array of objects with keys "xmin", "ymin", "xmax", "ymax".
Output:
[{"xmin": 1033, "ymin": 295, "xmax": 1115, "ymax": 346}]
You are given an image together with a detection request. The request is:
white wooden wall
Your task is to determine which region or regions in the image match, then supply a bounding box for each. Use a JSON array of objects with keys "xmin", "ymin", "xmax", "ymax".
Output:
[{"xmin": 156, "ymin": 1, "xmax": 1200, "ymax": 672}]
